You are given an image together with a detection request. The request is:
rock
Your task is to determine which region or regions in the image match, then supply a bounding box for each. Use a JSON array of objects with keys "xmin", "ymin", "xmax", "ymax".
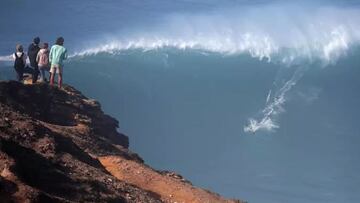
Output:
[
  {"xmin": 0, "ymin": 81, "xmax": 161, "ymax": 203},
  {"xmin": 1, "ymin": 166, "xmax": 12, "ymax": 178}
]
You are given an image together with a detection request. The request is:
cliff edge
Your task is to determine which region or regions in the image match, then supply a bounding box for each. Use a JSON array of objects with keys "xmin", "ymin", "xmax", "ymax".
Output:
[{"xmin": 0, "ymin": 81, "xmax": 244, "ymax": 203}]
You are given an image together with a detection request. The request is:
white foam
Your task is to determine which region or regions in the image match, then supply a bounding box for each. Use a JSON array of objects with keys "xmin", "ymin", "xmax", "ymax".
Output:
[
  {"xmin": 244, "ymin": 117, "xmax": 279, "ymax": 134},
  {"xmin": 0, "ymin": 55, "xmax": 12, "ymax": 62},
  {"xmin": 71, "ymin": 35, "xmax": 277, "ymax": 60},
  {"xmin": 69, "ymin": 5, "xmax": 360, "ymax": 65}
]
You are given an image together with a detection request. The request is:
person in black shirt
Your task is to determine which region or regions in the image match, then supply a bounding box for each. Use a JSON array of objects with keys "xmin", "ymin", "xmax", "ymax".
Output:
[
  {"xmin": 28, "ymin": 37, "xmax": 41, "ymax": 83},
  {"xmin": 13, "ymin": 44, "xmax": 27, "ymax": 82}
]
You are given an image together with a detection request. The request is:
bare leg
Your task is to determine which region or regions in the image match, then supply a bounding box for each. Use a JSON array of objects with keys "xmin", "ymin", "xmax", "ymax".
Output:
[
  {"xmin": 58, "ymin": 73, "xmax": 62, "ymax": 89},
  {"xmin": 50, "ymin": 72, "xmax": 55, "ymax": 86}
]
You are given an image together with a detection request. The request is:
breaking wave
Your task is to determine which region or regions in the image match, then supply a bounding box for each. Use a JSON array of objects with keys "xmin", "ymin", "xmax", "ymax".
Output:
[
  {"xmin": 2, "ymin": 5, "xmax": 360, "ymax": 65},
  {"xmin": 0, "ymin": 55, "xmax": 12, "ymax": 63},
  {"xmin": 69, "ymin": 5, "xmax": 360, "ymax": 66},
  {"xmin": 72, "ymin": 27, "xmax": 354, "ymax": 66},
  {"xmin": 1, "ymin": 3, "xmax": 360, "ymax": 134}
]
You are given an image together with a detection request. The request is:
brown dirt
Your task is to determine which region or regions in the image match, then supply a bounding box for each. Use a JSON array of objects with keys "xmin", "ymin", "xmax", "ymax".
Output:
[{"xmin": 99, "ymin": 156, "xmax": 243, "ymax": 203}]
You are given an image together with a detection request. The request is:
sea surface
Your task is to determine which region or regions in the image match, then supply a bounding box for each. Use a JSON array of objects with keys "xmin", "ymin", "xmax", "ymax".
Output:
[{"xmin": 1, "ymin": 1, "xmax": 360, "ymax": 202}]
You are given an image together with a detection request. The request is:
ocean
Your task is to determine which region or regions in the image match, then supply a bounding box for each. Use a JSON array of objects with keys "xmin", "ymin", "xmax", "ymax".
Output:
[{"xmin": 1, "ymin": 0, "xmax": 360, "ymax": 202}]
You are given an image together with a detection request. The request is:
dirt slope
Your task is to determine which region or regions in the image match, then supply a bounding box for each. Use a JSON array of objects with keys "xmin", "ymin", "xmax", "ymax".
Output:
[{"xmin": 100, "ymin": 156, "xmax": 242, "ymax": 203}]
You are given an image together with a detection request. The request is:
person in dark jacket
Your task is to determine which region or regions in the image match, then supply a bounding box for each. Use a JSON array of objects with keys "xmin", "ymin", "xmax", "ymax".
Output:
[
  {"xmin": 28, "ymin": 37, "xmax": 41, "ymax": 83},
  {"xmin": 12, "ymin": 44, "xmax": 27, "ymax": 82}
]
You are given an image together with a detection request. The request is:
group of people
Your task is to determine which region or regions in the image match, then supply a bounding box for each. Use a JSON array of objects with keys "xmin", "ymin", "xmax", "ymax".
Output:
[{"xmin": 13, "ymin": 37, "xmax": 67, "ymax": 88}]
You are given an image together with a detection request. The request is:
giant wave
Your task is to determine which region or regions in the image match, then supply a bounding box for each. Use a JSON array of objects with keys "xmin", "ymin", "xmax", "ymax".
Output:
[
  {"xmin": 1, "ymin": 3, "xmax": 360, "ymax": 134},
  {"xmin": 70, "ymin": 5, "xmax": 360, "ymax": 65}
]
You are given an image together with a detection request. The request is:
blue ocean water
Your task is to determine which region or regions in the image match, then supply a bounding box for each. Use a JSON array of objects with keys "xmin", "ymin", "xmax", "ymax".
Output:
[{"xmin": 1, "ymin": 1, "xmax": 360, "ymax": 202}]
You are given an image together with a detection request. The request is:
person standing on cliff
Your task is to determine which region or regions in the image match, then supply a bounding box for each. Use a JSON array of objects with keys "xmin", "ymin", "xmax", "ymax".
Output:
[
  {"xmin": 12, "ymin": 44, "xmax": 27, "ymax": 82},
  {"xmin": 28, "ymin": 37, "xmax": 41, "ymax": 83},
  {"xmin": 49, "ymin": 37, "xmax": 67, "ymax": 89},
  {"xmin": 36, "ymin": 43, "xmax": 50, "ymax": 82}
]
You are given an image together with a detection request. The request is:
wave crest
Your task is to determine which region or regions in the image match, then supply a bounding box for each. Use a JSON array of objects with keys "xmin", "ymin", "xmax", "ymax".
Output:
[
  {"xmin": 70, "ymin": 5, "xmax": 360, "ymax": 65},
  {"xmin": 2, "ymin": 5, "xmax": 359, "ymax": 66},
  {"xmin": 70, "ymin": 26, "xmax": 356, "ymax": 66}
]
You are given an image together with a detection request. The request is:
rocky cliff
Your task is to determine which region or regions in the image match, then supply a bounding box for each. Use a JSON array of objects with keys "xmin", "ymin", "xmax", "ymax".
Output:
[{"xmin": 0, "ymin": 81, "xmax": 244, "ymax": 203}]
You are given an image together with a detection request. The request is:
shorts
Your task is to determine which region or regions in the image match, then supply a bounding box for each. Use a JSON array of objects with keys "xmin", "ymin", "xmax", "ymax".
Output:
[{"xmin": 50, "ymin": 64, "xmax": 63, "ymax": 74}]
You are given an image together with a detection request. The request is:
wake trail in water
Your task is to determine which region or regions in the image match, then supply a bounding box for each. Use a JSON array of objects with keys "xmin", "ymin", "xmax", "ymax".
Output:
[{"xmin": 244, "ymin": 66, "xmax": 307, "ymax": 134}]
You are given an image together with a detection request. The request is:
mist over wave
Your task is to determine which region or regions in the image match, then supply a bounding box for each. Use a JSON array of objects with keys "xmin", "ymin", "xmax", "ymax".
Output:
[
  {"xmin": 2, "ymin": 3, "xmax": 360, "ymax": 65},
  {"xmin": 70, "ymin": 4, "xmax": 360, "ymax": 66}
]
